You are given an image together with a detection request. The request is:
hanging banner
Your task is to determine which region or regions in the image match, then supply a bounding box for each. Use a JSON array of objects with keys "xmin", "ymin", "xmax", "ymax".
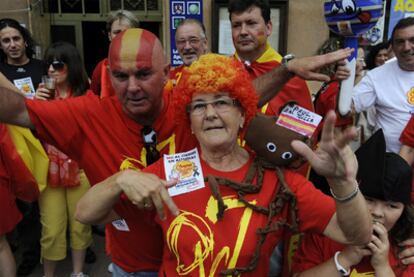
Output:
[
  {"xmin": 363, "ymin": 0, "xmax": 387, "ymax": 45},
  {"xmin": 169, "ymin": 0, "xmax": 203, "ymax": 66},
  {"xmin": 388, "ymin": 0, "xmax": 414, "ymax": 39}
]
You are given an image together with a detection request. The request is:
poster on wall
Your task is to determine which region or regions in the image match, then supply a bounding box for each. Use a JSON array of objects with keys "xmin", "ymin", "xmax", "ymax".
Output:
[
  {"xmin": 388, "ymin": 0, "xmax": 414, "ymax": 39},
  {"xmin": 169, "ymin": 0, "xmax": 203, "ymax": 66}
]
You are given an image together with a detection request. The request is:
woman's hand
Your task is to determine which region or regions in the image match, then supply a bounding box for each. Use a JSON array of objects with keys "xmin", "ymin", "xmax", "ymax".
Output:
[
  {"xmin": 292, "ymin": 110, "xmax": 358, "ymax": 184},
  {"xmin": 369, "ymin": 223, "xmax": 391, "ymax": 270},
  {"xmin": 35, "ymin": 83, "xmax": 54, "ymax": 100},
  {"xmin": 116, "ymin": 169, "xmax": 179, "ymax": 220}
]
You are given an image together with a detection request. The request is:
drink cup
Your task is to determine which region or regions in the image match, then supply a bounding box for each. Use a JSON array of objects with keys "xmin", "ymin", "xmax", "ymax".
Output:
[{"xmin": 42, "ymin": 75, "xmax": 56, "ymax": 99}]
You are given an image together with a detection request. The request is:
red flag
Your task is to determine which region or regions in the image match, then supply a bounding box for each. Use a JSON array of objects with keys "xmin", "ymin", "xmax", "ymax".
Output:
[{"xmin": 0, "ymin": 124, "xmax": 39, "ymax": 202}]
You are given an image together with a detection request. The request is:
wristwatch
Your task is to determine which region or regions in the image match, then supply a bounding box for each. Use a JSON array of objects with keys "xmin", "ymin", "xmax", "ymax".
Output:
[
  {"xmin": 281, "ymin": 53, "xmax": 295, "ymax": 78},
  {"xmin": 334, "ymin": 251, "xmax": 351, "ymax": 276}
]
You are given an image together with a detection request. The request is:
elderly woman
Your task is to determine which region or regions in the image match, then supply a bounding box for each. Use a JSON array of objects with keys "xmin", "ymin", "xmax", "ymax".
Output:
[{"xmin": 76, "ymin": 54, "xmax": 371, "ymax": 276}]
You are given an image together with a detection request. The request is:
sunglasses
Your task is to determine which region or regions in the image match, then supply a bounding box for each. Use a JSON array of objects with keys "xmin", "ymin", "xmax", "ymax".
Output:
[
  {"xmin": 48, "ymin": 60, "xmax": 65, "ymax": 71},
  {"xmin": 141, "ymin": 126, "xmax": 160, "ymax": 166}
]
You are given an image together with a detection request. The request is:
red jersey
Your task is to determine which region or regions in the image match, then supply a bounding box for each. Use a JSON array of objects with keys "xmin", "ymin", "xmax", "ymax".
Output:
[
  {"xmin": 143, "ymin": 155, "xmax": 335, "ymax": 276},
  {"xmin": 292, "ymin": 233, "xmax": 414, "ymax": 276},
  {"xmin": 400, "ymin": 116, "xmax": 414, "ymax": 203},
  {"xmin": 169, "ymin": 64, "xmax": 185, "ymax": 87},
  {"xmin": 25, "ymin": 90, "xmax": 197, "ymax": 272},
  {"xmin": 90, "ymin": 58, "xmax": 116, "ymax": 98},
  {"xmin": 400, "ymin": 115, "xmax": 414, "ymax": 148}
]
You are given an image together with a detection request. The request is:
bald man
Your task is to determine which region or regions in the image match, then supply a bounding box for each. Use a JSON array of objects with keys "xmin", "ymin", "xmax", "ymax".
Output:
[{"xmin": 0, "ymin": 28, "xmax": 352, "ymax": 276}]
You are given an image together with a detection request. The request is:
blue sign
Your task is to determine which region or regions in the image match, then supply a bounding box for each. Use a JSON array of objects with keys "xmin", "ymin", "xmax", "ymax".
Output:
[
  {"xmin": 169, "ymin": 0, "xmax": 203, "ymax": 66},
  {"xmin": 388, "ymin": 0, "xmax": 414, "ymax": 39}
]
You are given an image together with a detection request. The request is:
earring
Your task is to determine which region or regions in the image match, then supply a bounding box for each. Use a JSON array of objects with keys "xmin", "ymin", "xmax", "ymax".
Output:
[{"xmin": 240, "ymin": 122, "xmax": 244, "ymax": 129}]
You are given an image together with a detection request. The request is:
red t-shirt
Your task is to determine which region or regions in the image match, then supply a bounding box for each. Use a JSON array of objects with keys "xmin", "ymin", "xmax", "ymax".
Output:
[
  {"xmin": 25, "ymin": 90, "xmax": 197, "ymax": 272},
  {"xmin": 399, "ymin": 117, "xmax": 414, "ymax": 203},
  {"xmin": 169, "ymin": 64, "xmax": 185, "ymax": 87},
  {"xmin": 142, "ymin": 155, "xmax": 335, "ymax": 276},
  {"xmin": 0, "ymin": 157, "xmax": 22, "ymax": 235},
  {"xmin": 292, "ymin": 233, "xmax": 414, "ymax": 276},
  {"xmin": 400, "ymin": 115, "xmax": 414, "ymax": 148},
  {"xmin": 314, "ymin": 81, "xmax": 354, "ymax": 129},
  {"xmin": 90, "ymin": 59, "xmax": 105, "ymax": 96}
]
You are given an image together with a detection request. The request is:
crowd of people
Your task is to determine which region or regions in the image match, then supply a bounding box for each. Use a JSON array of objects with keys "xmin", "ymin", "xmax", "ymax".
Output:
[{"xmin": 1, "ymin": 0, "xmax": 414, "ymax": 276}]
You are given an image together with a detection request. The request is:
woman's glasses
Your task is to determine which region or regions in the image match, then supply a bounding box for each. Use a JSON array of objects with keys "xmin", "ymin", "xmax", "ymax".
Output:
[
  {"xmin": 187, "ymin": 97, "xmax": 240, "ymax": 115},
  {"xmin": 48, "ymin": 60, "xmax": 65, "ymax": 71},
  {"xmin": 141, "ymin": 126, "xmax": 160, "ymax": 166}
]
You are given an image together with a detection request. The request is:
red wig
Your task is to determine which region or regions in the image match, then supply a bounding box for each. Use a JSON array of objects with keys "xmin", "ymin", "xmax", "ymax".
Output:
[{"xmin": 174, "ymin": 54, "xmax": 258, "ymax": 126}]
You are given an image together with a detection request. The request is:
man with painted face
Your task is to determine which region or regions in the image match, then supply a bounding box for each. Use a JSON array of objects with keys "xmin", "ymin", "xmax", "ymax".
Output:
[
  {"xmin": 0, "ymin": 28, "xmax": 353, "ymax": 276},
  {"xmin": 228, "ymin": 0, "xmax": 314, "ymax": 118},
  {"xmin": 169, "ymin": 18, "xmax": 208, "ymax": 86}
]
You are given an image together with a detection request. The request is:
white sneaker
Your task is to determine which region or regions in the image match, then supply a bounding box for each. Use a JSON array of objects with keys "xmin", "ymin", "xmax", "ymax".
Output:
[
  {"xmin": 107, "ymin": 263, "xmax": 114, "ymax": 273},
  {"xmin": 70, "ymin": 273, "xmax": 89, "ymax": 277}
]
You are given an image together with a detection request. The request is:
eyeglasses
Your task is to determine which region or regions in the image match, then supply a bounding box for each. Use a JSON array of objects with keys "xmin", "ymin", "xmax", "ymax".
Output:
[
  {"xmin": 48, "ymin": 60, "xmax": 65, "ymax": 71},
  {"xmin": 187, "ymin": 97, "xmax": 240, "ymax": 115},
  {"xmin": 176, "ymin": 37, "xmax": 204, "ymax": 47},
  {"xmin": 141, "ymin": 126, "xmax": 160, "ymax": 166}
]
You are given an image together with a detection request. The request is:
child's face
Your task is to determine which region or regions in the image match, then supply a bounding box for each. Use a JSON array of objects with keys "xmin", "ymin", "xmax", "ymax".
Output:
[{"xmin": 365, "ymin": 197, "xmax": 404, "ymax": 231}]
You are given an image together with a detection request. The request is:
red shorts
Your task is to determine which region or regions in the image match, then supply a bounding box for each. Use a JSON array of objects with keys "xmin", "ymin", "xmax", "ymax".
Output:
[{"xmin": 0, "ymin": 183, "xmax": 21, "ymax": 235}]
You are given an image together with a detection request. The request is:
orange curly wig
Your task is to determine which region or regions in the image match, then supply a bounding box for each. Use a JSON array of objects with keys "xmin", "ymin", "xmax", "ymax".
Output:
[{"xmin": 173, "ymin": 53, "xmax": 258, "ymax": 126}]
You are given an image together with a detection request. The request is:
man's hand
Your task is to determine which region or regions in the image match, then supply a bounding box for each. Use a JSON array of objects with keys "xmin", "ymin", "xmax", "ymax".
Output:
[
  {"xmin": 116, "ymin": 169, "xmax": 179, "ymax": 220},
  {"xmin": 287, "ymin": 48, "xmax": 353, "ymax": 82}
]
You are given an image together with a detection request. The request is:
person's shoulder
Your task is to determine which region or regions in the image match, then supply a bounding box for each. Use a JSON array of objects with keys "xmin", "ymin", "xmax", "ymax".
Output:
[
  {"xmin": 368, "ymin": 59, "xmax": 396, "ymax": 76},
  {"xmin": 26, "ymin": 58, "xmax": 46, "ymax": 71}
]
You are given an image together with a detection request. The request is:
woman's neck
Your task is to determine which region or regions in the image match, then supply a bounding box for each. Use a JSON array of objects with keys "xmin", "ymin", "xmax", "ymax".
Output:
[
  {"xmin": 201, "ymin": 144, "xmax": 249, "ymax": 172},
  {"xmin": 56, "ymin": 83, "xmax": 70, "ymax": 99}
]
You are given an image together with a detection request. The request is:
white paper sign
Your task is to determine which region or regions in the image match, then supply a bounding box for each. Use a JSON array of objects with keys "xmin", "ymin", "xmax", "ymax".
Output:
[
  {"xmin": 13, "ymin": 77, "xmax": 35, "ymax": 99},
  {"xmin": 163, "ymin": 148, "xmax": 204, "ymax": 197}
]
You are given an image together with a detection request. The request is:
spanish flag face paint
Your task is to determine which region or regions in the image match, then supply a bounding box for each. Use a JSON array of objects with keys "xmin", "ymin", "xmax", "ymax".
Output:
[
  {"xmin": 230, "ymin": 6, "xmax": 271, "ymax": 61},
  {"xmin": 107, "ymin": 28, "xmax": 168, "ymax": 121},
  {"xmin": 109, "ymin": 28, "xmax": 159, "ymax": 72}
]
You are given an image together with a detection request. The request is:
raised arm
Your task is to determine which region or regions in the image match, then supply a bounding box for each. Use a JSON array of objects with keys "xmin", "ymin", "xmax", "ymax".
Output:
[
  {"xmin": 254, "ymin": 48, "xmax": 353, "ymax": 106},
  {"xmin": 0, "ymin": 73, "xmax": 34, "ymax": 129},
  {"xmin": 292, "ymin": 110, "xmax": 372, "ymax": 244},
  {"xmin": 75, "ymin": 169, "xmax": 179, "ymax": 225}
]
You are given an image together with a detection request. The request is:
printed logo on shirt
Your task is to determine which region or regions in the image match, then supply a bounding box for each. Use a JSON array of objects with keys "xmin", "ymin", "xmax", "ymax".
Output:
[
  {"xmin": 166, "ymin": 195, "xmax": 257, "ymax": 276},
  {"xmin": 13, "ymin": 77, "xmax": 35, "ymax": 99},
  {"xmin": 407, "ymin": 86, "xmax": 414, "ymax": 105},
  {"xmin": 111, "ymin": 219, "xmax": 130, "ymax": 232}
]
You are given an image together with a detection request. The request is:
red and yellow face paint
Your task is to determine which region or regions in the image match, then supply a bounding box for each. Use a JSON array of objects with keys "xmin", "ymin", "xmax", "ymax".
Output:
[
  {"xmin": 108, "ymin": 28, "xmax": 160, "ymax": 71},
  {"xmin": 256, "ymin": 31, "xmax": 267, "ymax": 46}
]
